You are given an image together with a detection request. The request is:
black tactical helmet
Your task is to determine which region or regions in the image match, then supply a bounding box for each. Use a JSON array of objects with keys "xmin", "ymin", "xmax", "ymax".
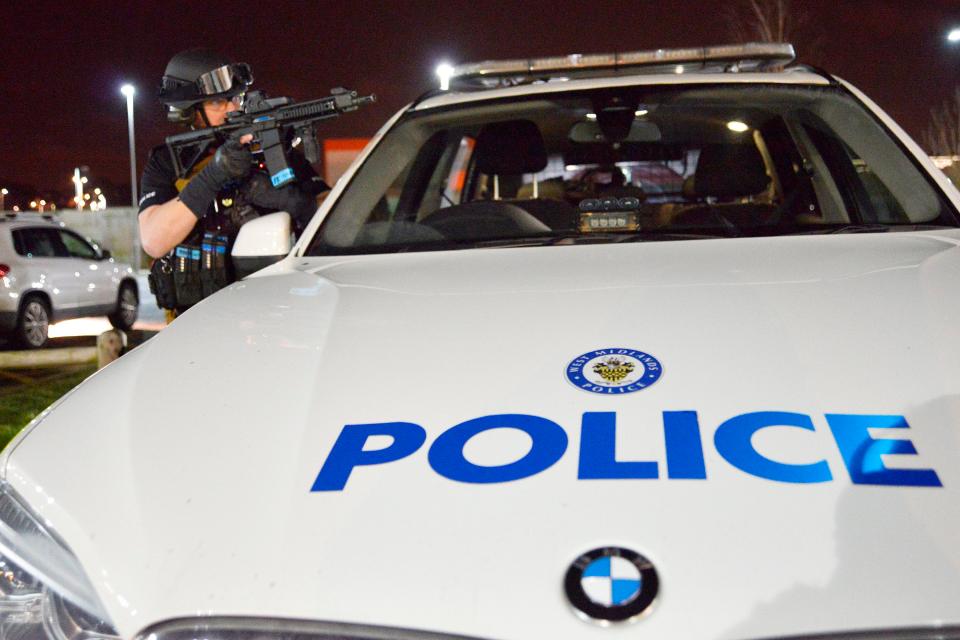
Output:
[{"xmin": 158, "ymin": 49, "xmax": 253, "ymax": 123}]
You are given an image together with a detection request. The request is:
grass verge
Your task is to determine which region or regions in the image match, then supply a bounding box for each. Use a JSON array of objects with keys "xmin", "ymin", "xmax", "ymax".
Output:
[{"xmin": 0, "ymin": 364, "xmax": 97, "ymax": 451}]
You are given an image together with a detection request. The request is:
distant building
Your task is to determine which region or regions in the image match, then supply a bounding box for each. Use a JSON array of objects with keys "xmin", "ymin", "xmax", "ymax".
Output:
[{"xmin": 323, "ymin": 139, "xmax": 369, "ymax": 185}]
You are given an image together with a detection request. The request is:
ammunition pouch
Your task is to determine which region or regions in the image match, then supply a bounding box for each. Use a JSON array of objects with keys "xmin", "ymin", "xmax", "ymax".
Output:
[
  {"xmin": 199, "ymin": 232, "xmax": 233, "ymax": 297},
  {"xmin": 149, "ymin": 235, "xmax": 238, "ymax": 311},
  {"xmin": 172, "ymin": 244, "xmax": 204, "ymax": 308}
]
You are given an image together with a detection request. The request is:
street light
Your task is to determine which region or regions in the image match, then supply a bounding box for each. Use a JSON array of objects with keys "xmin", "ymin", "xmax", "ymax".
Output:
[
  {"xmin": 120, "ymin": 82, "xmax": 141, "ymax": 269},
  {"xmin": 436, "ymin": 63, "xmax": 454, "ymax": 91},
  {"xmin": 948, "ymin": 28, "xmax": 960, "ymax": 43},
  {"xmin": 0, "ymin": 188, "xmax": 7, "ymax": 211}
]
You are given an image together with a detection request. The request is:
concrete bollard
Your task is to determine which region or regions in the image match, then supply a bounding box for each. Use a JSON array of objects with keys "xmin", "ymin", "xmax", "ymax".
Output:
[{"xmin": 97, "ymin": 329, "xmax": 127, "ymax": 368}]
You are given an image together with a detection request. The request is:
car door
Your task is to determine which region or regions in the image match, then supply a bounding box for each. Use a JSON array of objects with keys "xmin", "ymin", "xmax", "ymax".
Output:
[
  {"xmin": 58, "ymin": 229, "xmax": 115, "ymax": 309},
  {"xmin": 12, "ymin": 227, "xmax": 80, "ymax": 316}
]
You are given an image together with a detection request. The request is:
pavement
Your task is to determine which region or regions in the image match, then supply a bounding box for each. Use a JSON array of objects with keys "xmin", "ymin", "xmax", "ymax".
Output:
[{"xmin": 0, "ymin": 272, "xmax": 164, "ymax": 367}]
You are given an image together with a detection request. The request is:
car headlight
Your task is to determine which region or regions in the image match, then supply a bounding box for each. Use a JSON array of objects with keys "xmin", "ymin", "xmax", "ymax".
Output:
[
  {"xmin": 139, "ymin": 621, "xmax": 960, "ymax": 640},
  {"xmin": 137, "ymin": 618, "xmax": 485, "ymax": 640},
  {"xmin": 0, "ymin": 482, "xmax": 118, "ymax": 639}
]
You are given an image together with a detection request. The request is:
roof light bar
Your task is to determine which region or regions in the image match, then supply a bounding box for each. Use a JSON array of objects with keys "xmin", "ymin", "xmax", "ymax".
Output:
[{"xmin": 449, "ymin": 42, "xmax": 796, "ymax": 89}]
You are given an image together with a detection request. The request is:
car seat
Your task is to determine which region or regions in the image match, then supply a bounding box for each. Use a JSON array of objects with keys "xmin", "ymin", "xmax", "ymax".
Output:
[
  {"xmin": 672, "ymin": 144, "xmax": 775, "ymax": 229},
  {"xmin": 472, "ymin": 120, "xmax": 578, "ymax": 231}
]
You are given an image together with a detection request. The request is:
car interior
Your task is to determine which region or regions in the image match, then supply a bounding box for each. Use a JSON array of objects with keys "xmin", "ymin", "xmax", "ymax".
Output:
[{"xmin": 311, "ymin": 85, "xmax": 955, "ymax": 253}]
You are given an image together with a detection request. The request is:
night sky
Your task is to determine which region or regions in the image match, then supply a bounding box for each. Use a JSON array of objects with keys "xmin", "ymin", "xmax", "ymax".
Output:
[{"xmin": 4, "ymin": 0, "xmax": 960, "ymax": 206}]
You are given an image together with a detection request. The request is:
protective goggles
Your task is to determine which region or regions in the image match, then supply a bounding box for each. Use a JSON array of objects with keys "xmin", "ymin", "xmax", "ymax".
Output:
[
  {"xmin": 160, "ymin": 62, "xmax": 254, "ymax": 103},
  {"xmin": 195, "ymin": 62, "xmax": 254, "ymax": 95}
]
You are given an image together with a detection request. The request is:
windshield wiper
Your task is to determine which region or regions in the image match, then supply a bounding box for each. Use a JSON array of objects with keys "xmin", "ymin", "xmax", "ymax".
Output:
[
  {"xmin": 314, "ymin": 227, "xmax": 770, "ymax": 256},
  {"xmin": 796, "ymin": 224, "xmax": 954, "ymax": 235},
  {"xmin": 826, "ymin": 224, "xmax": 891, "ymax": 234},
  {"xmin": 460, "ymin": 229, "xmax": 734, "ymax": 248},
  {"xmin": 471, "ymin": 231, "xmax": 729, "ymax": 247},
  {"xmin": 616, "ymin": 230, "xmax": 732, "ymax": 241}
]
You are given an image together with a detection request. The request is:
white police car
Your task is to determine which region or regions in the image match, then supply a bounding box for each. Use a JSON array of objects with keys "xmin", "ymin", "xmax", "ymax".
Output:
[{"xmin": 3, "ymin": 44, "xmax": 959, "ymax": 640}]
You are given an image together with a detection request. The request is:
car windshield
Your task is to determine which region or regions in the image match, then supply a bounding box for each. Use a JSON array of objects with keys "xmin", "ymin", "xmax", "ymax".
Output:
[{"xmin": 307, "ymin": 84, "xmax": 958, "ymax": 255}]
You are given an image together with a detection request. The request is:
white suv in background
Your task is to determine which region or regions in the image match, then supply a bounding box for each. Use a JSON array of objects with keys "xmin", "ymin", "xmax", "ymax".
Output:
[{"xmin": 0, "ymin": 213, "xmax": 138, "ymax": 348}]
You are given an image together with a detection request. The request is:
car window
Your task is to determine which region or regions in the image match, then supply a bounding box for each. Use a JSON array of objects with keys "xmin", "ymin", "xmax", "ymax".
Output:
[
  {"xmin": 59, "ymin": 230, "xmax": 98, "ymax": 259},
  {"xmin": 308, "ymin": 85, "xmax": 958, "ymax": 256},
  {"xmin": 801, "ymin": 118, "xmax": 910, "ymax": 224},
  {"xmin": 11, "ymin": 230, "xmax": 26, "ymax": 256},
  {"xmin": 12, "ymin": 228, "xmax": 68, "ymax": 258}
]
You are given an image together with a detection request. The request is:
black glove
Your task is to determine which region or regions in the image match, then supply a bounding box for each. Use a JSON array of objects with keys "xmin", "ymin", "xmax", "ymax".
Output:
[
  {"xmin": 244, "ymin": 171, "xmax": 318, "ymax": 229},
  {"xmin": 212, "ymin": 138, "xmax": 254, "ymax": 180},
  {"xmin": 178, "ymin": 139, "xmax": 253, "ymax": 218}
]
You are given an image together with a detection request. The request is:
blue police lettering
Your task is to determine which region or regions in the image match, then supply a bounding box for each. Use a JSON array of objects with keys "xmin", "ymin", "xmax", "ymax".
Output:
[
  {"xmin": 663, "ymin": 411, "xmax": 707, "ymax": 479},
  {"xmin": 429, "ymin": 414, "xmax": 567, "ymax": 483},
  {"xmin": 310, "ymin": 422, "xmax": 426, "ymax": 491},
  {"xmin": 826, "ymin": 414, "xmax": 942, "ymax": 487},
  {"xmin": 578, "ymin": 412, "xmax": 658, "ymax": 479},
  {"xmin": 714, "ymin": 412, "xmax": 833, "ymax": 484},
  {"xmin": 310, "ymin": 412, "xmax": 941, "ymax": 491}
]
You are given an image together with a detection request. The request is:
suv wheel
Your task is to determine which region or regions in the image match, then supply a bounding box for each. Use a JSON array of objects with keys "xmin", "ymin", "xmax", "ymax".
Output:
[
  {"xmin": 16, "ymin": 297, "xmax": 50, "ymax": 349},
  {"xmin": 108, "ymin": 283, "xmax": 138, "ymax": 331}
]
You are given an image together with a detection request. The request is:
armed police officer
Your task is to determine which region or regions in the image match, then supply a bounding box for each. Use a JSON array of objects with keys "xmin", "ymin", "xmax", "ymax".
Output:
[{"xmin": 139, "ymin": 49, "xmax": 328, "ymax": 311}]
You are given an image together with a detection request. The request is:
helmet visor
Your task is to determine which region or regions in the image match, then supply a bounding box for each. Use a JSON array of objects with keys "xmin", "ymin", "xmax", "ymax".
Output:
[{"xmin": 196, "ymin": 63, "xmax": 254, "ymax": 96}]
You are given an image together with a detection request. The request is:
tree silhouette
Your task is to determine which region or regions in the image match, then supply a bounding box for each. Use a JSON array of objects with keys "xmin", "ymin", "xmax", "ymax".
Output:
[
  {"xmin": 924, "ymin": 89, "xmax": 960, "ymax": 156},
  {"xmin": 725, "ymin": 0, "xmax": 821, "ymax": 64},
  {"xmin": 923, "ymin": 89, "xmax": 960, "ymax": 186}
]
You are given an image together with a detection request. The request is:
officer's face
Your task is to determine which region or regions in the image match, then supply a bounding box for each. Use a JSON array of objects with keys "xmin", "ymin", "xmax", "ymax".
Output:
[{"xmin": 199, "ymin": 95, "xmax": 244, "ymax": 127}]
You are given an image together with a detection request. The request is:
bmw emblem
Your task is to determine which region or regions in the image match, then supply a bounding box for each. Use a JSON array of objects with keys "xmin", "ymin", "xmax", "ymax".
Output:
[{"xmin": 564, "ymin": 547, "xmax": 659, "ymax": 624}]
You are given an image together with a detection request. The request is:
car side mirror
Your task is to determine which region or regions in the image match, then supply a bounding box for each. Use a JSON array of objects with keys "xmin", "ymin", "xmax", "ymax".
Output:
[
  {"xmin": 231, "ymin": 211, "xmax": 292, "ymax": 278},
  {"xmin": 99, "ymin": 249, "xmax": 112, "ymax": 260}
]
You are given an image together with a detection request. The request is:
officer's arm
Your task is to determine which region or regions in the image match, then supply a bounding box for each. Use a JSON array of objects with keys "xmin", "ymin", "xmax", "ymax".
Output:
[
  {"xmin": 139, "ymin": 139, "xmax": 254, "ymax": 258},
  {"xmin": 139, "ymin": 199, "xmax": 199, "ymax": 258}
]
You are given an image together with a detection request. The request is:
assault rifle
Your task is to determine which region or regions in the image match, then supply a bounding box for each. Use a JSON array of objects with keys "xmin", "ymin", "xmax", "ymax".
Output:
[{"xmin": 166, "ymin": 87, "xmax": 375, "ymax": 187}]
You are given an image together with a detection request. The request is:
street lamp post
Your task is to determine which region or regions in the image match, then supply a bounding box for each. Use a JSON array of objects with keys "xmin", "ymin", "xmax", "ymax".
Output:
[
  {"xmin": 120, "ymin": 83, "xmax": 141, "ymax": 269},
  {"xmin": 0, "ymin": 188, "xmax": 7, "ymax": 211},
  {"xmin": 120, "ymin": 84, "xmax": 137, "ymax": 207},
  {"xmin": 72, "ymin": 169, "xmax": 86, "ymax": 210}
]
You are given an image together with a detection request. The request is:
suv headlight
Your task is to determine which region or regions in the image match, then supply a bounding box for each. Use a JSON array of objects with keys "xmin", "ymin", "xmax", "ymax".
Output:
[{"xmin": 0, "ymin": 482, "xmax": 118, "ymax": 639}]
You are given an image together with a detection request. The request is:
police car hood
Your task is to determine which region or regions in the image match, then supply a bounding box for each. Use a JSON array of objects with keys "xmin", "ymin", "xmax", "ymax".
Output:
[{"xmin": 6, "ymin": 232, "xmax": 960, "ymax": 640}]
